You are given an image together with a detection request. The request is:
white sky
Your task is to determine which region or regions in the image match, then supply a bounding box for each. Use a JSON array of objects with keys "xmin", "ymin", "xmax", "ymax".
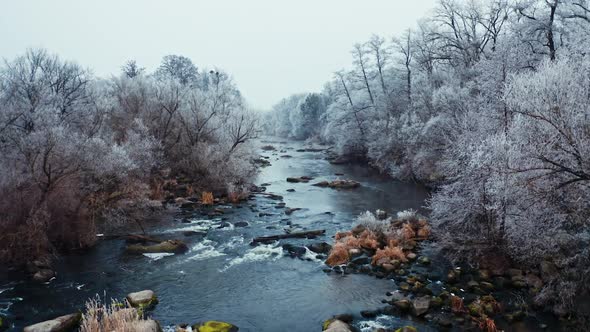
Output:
[{"xmin": 0, "ymin": 0, "xmax": 436, "ymax": 110}]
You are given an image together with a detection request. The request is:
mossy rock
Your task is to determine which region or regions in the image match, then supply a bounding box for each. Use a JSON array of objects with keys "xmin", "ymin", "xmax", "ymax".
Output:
[
  {"xmin": 417, "ymin": 256, "xmax": 431, "ymax": 265},
  {"xmin": 322, "ymin": 319, "xmax": 334, "ymax": 330},
  {"xmin": 430, "ymin": 296, "xmax": 443, "ymax": 308},
  {"xmin": 126, "ymin": 290, "xmax": 159, "ymax": 309},
  {"xmin": 126, "ymin": 240, "xmax": 188, "ymax": 254},
  {"xmin": 193, "ymin": 321, "xmax": 238, "ymax": 332},
  {"xmin": 467, "ymin": 303, "xmax": 481, "ymax": 317},
  {"xmin": 395, "ymin": 327, "xmax": 418, "ymax": 332}
]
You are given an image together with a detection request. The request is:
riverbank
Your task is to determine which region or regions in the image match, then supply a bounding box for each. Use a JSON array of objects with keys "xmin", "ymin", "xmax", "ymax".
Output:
[{"xmin": 0, "ymin": 139, "xmax": 571, "ymax": 331}]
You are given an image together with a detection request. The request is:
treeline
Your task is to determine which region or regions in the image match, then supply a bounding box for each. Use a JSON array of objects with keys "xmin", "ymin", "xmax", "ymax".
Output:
[
  {"xmin": 265, "ymin": 0, "xmax": 590, "ymax": 320},
  {"xmin": 0, "ymin": 50, "xmax": 259, "ymax": 265}
]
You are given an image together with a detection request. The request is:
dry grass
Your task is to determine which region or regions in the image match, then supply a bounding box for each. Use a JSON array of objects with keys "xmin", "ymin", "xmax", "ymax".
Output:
[
  {"xmin": 451, "ymin": 296, "xmax": 467, "ymax": 314},
  {"xmin": 401, "ymin": 223, "xmax": 416, "ymax": 240},
  {"xmin": 371, "ymin": 245, "xmax": 407, "ymax": 265},
  {"xmin": 478, "ymin": 317, "xmax": 499, "ymax": 332},
  {"xmin": 201, "ymin": 191, "xmax": 214, "ymax": 205},
  {"xmin": 228, "ymin": 191, "xmax": 248, "ymax": 203},
  {"xmin": 358, "ymin": 230, "xmax": 380, "ymax": 250},
  {"xmin": 417, "ymin": 225, "xmax": 431, "ymax": 238},
  {"xmin": 343, "ymin": 236, "xmax": 361, "ymax": 249},
  {"xmin": 326, "ymin": 243, "xmax": 350, "ymax": 266},
  {"xmin": 80, "ymin": 298, "xmax": 153, "ymax": 332},
  {"xmin": 335, "ymin": 231, "xmax": 352, "ymax": 241}
]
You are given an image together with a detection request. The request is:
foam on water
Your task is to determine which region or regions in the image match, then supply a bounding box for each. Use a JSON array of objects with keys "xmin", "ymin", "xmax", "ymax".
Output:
[
  {"xmin": 220, "ymin": 235, "xmax": 244, "ymax": 249},
  {"xmin": 143, "ymin": 253, "xmax": 175, "ymax": 261},
  {"xmin": 221, "ymin": 243, "xmax": 283, "ymax": 271},
  {"xmin": 187, "ymin": 239, "xmax": 226, "ymax": 261},
  {"xmin": 302, "ymin": 247, "xmax": 324, "ymax": 263},
  {"xmin": 356, "ymin": 315, "xmax": 393, "ymax": 332}
]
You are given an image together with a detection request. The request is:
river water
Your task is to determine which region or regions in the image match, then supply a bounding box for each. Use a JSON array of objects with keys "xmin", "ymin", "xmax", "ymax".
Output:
[{"xmin": 0, "ymin": 139, "xmax": 433, "ymax": 331}]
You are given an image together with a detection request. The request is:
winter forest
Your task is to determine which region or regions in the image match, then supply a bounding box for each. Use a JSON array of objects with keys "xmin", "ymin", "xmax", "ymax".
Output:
[{"xmin": 1, "ymin": 0, "xmax": 590, "ymax": 331}]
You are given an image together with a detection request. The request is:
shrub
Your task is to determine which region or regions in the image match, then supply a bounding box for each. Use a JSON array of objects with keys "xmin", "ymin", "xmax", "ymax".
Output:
[
  {"xmin": 371, "ymin": 246, "xmax": 407, "ymax": 265},
  {"xmin": 201, "ymin": 192, "xmax": 214, "ymax": 205},
  {"xmin": 326, "ymin": 243, "xmax": 350, "ymax": 267}
]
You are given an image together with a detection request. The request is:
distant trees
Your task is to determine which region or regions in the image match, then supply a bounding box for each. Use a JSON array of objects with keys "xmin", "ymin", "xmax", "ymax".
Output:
[
  {"xmin": 0, "ymin": 50, "xmax": 259, "ymax": 265},
  {"xmin": 265, "ymin": 0, "xmax": 590, "ymax": 319},
  {"xmin": 154, "ymin": 55, "xmax": 199, "ymax": 86}
]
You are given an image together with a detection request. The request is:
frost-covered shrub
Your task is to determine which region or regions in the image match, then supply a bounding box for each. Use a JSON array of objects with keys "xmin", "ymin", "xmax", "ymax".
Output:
[{"xmin": 0, "ymin": 49, "xmax": 258, "ymax": 265}]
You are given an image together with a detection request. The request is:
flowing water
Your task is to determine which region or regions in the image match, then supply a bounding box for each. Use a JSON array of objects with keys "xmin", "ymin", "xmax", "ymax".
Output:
[{"xmin": 0, "ymin": 139, "xmax": 441, "ymax": 331}]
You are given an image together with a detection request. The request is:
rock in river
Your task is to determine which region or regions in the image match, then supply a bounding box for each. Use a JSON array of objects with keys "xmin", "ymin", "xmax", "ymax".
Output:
[
  {"xmin": 412, "ymin": 295, "xmax": 431, "ymax": 316},
  {"xmin": 192, "ymin": 321, "xmax": 238, "ymax": 332},
  {"xmin": 126, "ymin": 290, "xmax": 158, "ymax": 308},
  {"xmin": 23, "ymin": 313, "xmax": 81, "ymax": 332},
  {"xmin": 32, "ymin": 269, "xmax": 56, "ymax": 283},
  {"xmin": 308, "ymin": 242, "xmax": 332, "ymax": 254},
  {"xmin": 126, "ymin": 240, "xmax": 188, "ymax": 254}
]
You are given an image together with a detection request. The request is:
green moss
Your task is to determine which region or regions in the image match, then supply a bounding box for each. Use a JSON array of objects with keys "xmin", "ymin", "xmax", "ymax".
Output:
[
  {"xmin": 395, "ymin": 326, "xmax": 418, "ymax": 332},
  {"xmin": 322, "ymin": 319, "xmax": 334, "ymax": 330},
  {"xmin": 193, "ymin": 321, "xmax": 239, "ymax": 332},
  {"xmin": 468, "ymin": 303, "xmax": 481, "ymax": 317}
]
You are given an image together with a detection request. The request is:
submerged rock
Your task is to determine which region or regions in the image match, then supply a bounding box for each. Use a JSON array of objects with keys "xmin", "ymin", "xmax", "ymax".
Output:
[
  {"xmin": 23, "ymin": 313, "xmax": 81, "ymax": 332},
  {"xmin": 282, "ymin": 244, "xmax": 307, "ymax": 258},
  {"xmin": 313, "ymin": 180, "xmax": 360, "ymax": 189},
  {"xmin": 233, "ymin": 221, "xmax": 249, "ymax": 227},
  {"xmin": 126, "ymin": 240, "xmax": 188, "ymax": 254},
  {"xmin": 32, "ymin": 269, "xmax": 56, "ymax": 283},
  {"xmin": 126, "ymin": 290, "xmax": 158, "ymax": 308},
  {"xmin": 192, "ymin": 321, "xmax": 238, "ymax": 332}
]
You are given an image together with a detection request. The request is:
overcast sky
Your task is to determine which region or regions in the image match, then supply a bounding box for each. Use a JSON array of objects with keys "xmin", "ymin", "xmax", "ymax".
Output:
[{"xmin": 0, "ymin": 0, "xmax": 436, "ymax": 110}]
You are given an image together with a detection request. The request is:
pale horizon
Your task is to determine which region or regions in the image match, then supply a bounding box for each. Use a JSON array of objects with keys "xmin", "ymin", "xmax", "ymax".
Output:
[{"xmin": 0, "ymin": 0, "xmax": 436, "ymax": 110}]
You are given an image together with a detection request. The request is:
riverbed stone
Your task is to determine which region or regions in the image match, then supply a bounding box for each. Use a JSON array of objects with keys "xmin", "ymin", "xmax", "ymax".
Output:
[
  {"xmin": 394, "ymin": 299, "xmax": 411, "ymax": 311},
  {"xmin": 126, "ymin": 290, "xmax": 158, "ymax": 308},
  {"xmin": 193, "ymin": 321, "xmax": 238, "ymax": 332},
  {"xmin": 412, "ymin": 295, "xmax": 431, "ymax": 316},
  {"xmin": 23, "ymin": 313, "xmax": 81, "ymax": 332}
]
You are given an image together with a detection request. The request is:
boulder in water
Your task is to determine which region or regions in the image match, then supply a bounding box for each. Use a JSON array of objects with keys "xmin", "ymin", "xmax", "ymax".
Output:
[
  {"xmin": 308, "ymin": 242, "xmax": 332, "ymax": 254},
  {"xmin": 23, "ymin": 313, "xmax": 81, "ymax": 332},
  {"xmin": 126, "ymin": 240, "xmax": 188, "ymax": 254},
  {"xmin": 32, "ymin": 269, "xmax": 56, "ymax": 283}
]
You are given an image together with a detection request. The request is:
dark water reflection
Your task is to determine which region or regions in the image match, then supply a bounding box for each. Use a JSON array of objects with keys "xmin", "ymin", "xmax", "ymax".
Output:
[{"xmin": 0, "ymin": 139, "xmax": 435, "ymax": 331}]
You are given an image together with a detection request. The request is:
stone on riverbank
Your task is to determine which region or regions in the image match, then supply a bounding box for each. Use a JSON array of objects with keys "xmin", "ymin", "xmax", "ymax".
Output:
[
  {"xmin": 192, "ymin": 321, "xmax": 238, "ymax": 332},
  {"xmin": 126, "ymin": 240, "xmax": 188, "ymax": 254},
  {"xmin": 23, "ymin": 313, "xmax": 81, "ymax": 332},
  {"xmin": 323, "ymin": 319, "xmax": 353, "ymax": 332},
  {"xmin": 126, "ymin": 290, "xmax": 158, "ymax": 308}
]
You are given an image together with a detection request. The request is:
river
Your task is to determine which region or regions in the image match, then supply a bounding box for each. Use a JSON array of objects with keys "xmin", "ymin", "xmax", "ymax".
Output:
[{"xmin": 0, "ymin": 139, "xmax": 435, "ymax": 331}]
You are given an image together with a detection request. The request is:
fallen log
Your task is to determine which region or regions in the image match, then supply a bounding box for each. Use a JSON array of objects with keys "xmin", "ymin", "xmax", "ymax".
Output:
[{"xmin": 251, "ymin": 229, "xmax": 326, "ymax": 245}]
